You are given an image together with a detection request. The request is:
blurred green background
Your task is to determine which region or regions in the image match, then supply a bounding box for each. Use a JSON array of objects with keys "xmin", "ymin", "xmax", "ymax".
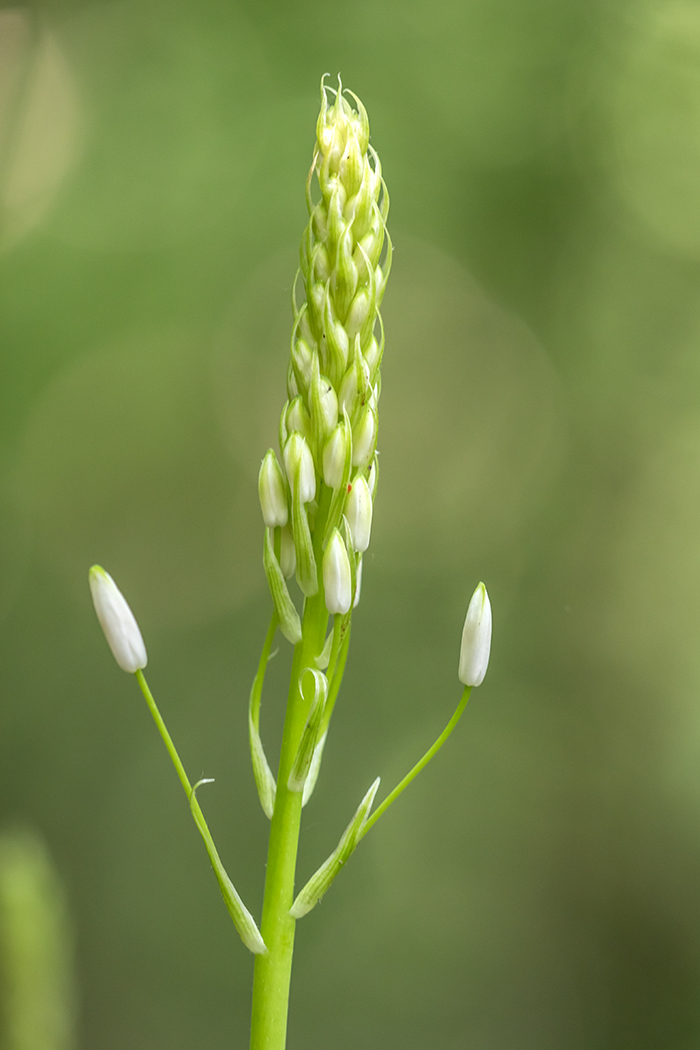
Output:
[{"xmin": 2, "ymin": 0, "xmax": 700, "ymax": 1046}]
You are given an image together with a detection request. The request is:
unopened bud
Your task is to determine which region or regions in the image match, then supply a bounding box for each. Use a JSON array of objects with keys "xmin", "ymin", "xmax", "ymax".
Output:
[
  {"xmin": 286, "ymin": 363, "xmax": 299, "ymax": 401},
  {"xmin": 323, "ymin": 529, "xmax": 352, "ymax": 615},
  {"xmin": 323, "ymin": 422, "xmax": 349, "ymax": 489},
  {"xmin": 291, "ymin": 335, "xmax": 315, "ymax": 394},
  {"xmin": 352, "ymin": 405, "xmax": 377, "ymax": 470},
  {"xmin": 286, "ymin": 396, "xmax": 312, "ymax": 444},
  {"xmin": 311, "ymin": 369, "xmax": 338, "ymax": 448},
  {"xmin": 258, "ymin": 450, "xmax": 288, "ymax": 528},
  {"xmin": 338, "ymin": 343, "xmax": 370, "ymax": 418},
  {"xmin": 363, "ymin": 335, "xmax": 382, "ymax": 379},
  {"xmin": 89, "ymin": 566, "xmax": 148, "ymax": 673},
  {"xmin": 284, "ymin": 432, "xmax": 316, "ymax": 504},
  {"xmin": 458, "ymin": 583, "xmax": 492, "ymax": 687},
  {"xmin": 345, "ymin": 475, "xmax": 372, "ymax": 553}
]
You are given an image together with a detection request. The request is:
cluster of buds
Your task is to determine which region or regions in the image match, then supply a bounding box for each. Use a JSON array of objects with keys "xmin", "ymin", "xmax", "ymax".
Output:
[{"xmin": 258, "ymin": 78, "xmax": 390, "ymax": 634}]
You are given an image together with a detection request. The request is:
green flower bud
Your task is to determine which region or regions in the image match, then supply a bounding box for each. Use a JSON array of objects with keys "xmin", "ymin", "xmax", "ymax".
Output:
[
  {"xmin": 258, "ymin": 449, "xmax": 288, "ymax": 528},
  {"xmin": 323, "ymin": 412, "xmax": 354, "ymax": 544},
  {"xmin": 286, "ymin": 396, "xmax": 313, "ymax": 445},
  {"xmin": 363, "ymin": 334, "xmax": 382, "ymax": 380},
  {"xmin": 345, "ymin": 475, "xmax": 372, "ymax": 553},
  {"xmin": 292, "ymin": 475, "xmax": 318, "ymax": 597},
  {"xmin": 323, "ymin": 529, "xmax": 352, "ymax": 615},
  {"xmin": 323, "ymin": 421, "xmax": 349, "ymax": 489},
  {"xmin": 339, "ymin": 133, "xmax": 364, "ymax": 198},
  {"xmin": 284, "ymin": 432, "xmax": 316, "ymax": 504},
  {"xmin": 286, "ymin": 362, "xmax": 299, "ymax": 401},
  {"xmin": 322, "ymin": 287, "xmax": 349, "ymax": 387},
  {"xmin": 352, "ymin": 405, "xmax": 377, "ymax": 471},
  {"xmin": 338, "ymin": 342, "xmax": 370, "ymax": 421},
  {"xmin": 310, "ymin": 361, "xmax": 339, "ymax": 452},
  {"xmin": 291, "ymin": 332, "xmax": 315, "ymax": 395}
]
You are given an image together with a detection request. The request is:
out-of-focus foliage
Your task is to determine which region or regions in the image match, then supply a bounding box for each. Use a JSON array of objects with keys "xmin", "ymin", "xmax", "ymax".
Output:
[
  {"xmin": 0, "ymin": 829, "xmax": 76, "ymax": 1050},
  {"xmin": 2, "ymin": 0, "xmax": 700, "ymax": 1047}
]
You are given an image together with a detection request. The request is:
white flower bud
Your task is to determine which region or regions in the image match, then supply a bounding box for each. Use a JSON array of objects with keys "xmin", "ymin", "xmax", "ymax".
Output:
[
  {"xmin": 352, "ymin": 405, "xmax": 376, "ymax": 470},
  {"xmin": 338, "ymin": 355, "xmax": 370, "ymax": 416},
  {"xmin": 323, "ymin": 530, "xmax": 352, "ymax": 615},
  {"xmin": 311, "ymin": 371, "xmax": 338, "ymax": 445},
  {"xmin": 89, "ymin": 566, "xmax": 148, "ymax": 673},
  {"xmin": 458, "ymin": 583, "xmax": 492, "ymax": 687},
  {"xmin": 291, "ymin": 337, "xmax": 314, "ymax": 393},
  {"xmin": 345, "ymin": 475, "xmax": 372, "ymax": 553},
  {"xmin": 364, "ymin": 336, "xmax": 381, "ymax": 377},
  {"xmin": 280, "ymin": 523, "xmax": 296, "ymax": 578},
  {"xmin": 323, "ymin": 423, "xmax": 349, "ymax": 489},
  {"xmin": 284, "ymin": 433, "xmax": 316, "ymax": 504},
  {"xmin": 286, "ymin": 396, "xmax": 312, "ymax": 443},
  {"xmin": 258, "ymin": 449, "xmax": 288, "ymax": 528},
  {"xmin": 353, "ymin": 556, "xmax": 363, "ymax": 608}
]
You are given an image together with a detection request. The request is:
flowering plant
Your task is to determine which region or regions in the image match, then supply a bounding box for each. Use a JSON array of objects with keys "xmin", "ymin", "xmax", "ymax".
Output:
[{"xmin": 89, "ymin": 79, "xmax": 491, "ymax": 1050}]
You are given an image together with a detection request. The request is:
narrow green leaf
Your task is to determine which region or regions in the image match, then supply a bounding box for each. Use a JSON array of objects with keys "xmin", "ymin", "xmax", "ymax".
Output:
[
  {"xmin": 190, "ymin": 781, "xmax": 267, "ymax": 955},
  {"xmin": 290, "ymin": 777, "xmax": 380, "ymax": 919}
]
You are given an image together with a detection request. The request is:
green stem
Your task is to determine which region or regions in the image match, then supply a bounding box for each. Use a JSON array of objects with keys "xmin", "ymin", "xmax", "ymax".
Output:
[
  {"xmin": 249, "ymin": 486, "xmax": 332, "ymax": 1050},
  {"xmin": 136, "ymin": 669, "xmax": 192, "ymax": 798},
  {"xmin": 360, "ymin": 686, "xmax": 471, "ymax": 840}
]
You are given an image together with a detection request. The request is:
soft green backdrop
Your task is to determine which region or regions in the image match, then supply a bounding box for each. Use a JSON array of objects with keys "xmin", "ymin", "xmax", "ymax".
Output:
[{"xmin": 2, "ymin": 0, "xmax": 700, "ymax": 1047}]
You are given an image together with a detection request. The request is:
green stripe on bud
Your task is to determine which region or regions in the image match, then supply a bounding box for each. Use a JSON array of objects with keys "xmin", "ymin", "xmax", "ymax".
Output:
[
  {"xmin": 322, "ymin": 418, "xmax": 350, "ymax": 490},
  {"xmin": 284, "ymin": 431, "xmax": 316, "ymax": 504},
  {"xmin": 310, "ymin": 357, "xmax": 339, "ymax": 457},
  {"xmin": 323, "ymin": 529, "xmax": 352, "ymax": 615},
  {"xmin": 258, "ymin": 449, "xmax": 288, "ymax": 528},
  {"xmin": 290, "ymin": 776, "xmax": 380, "ymax": 919},
  {"xmin": 286, "ymin": 398, "xmax": 314, "ymax": 450},
  {"xmin": 262, "ymin": 528, "xmax": 303, "ymax": 644},
  {"xmin": 345, "ymin": 474, "xmax": 373, "ymax": 553},
  {"xmin": 351, "ymin": 404, "xmax": 377, "ymax": 471},
  {"xmin": 291, "ymin": 471, "xmax": 318, "ymax": 597},
  {"xmin": 339, "ymin": 338, "xmax": 371, "ymax": 422}
]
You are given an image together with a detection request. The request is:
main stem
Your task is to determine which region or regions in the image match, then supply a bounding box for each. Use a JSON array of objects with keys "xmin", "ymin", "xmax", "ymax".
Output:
[{"xmin": 249, "ymin": 488, "xmax": 332, "ymax": 1050}]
